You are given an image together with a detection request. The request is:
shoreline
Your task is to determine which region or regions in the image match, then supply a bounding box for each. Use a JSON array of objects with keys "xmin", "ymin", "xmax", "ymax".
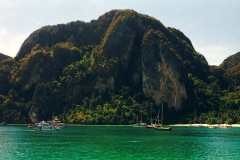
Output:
[
  {"xmin": 169, "ymin": 124, "xmax": 240, "ymax": 127},
  {"xmin": 3, "ymin": 124, "xmax": 240, "ymax": 127}
]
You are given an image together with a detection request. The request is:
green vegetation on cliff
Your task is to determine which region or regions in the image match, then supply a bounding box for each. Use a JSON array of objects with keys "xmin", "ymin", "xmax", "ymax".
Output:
[{"xmin": 0, "ymin": 10, "xmax": 240, "ymax": 124}]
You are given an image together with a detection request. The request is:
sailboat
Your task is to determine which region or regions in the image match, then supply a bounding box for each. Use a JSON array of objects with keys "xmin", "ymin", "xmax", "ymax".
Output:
[
  {"xmin": 133, "ymin": 113, "xmax": 147, "ymax": 127},
  {"xmin": 154, "ymin": 103, "xmax": 172, "ymax": 131},
  {"xmin": 1, "ymin": 105, "xmax": 7, "ymax": 126},
  {"xmin": 146, "ymin": 106, "xmax": 160, "ymax": 128},
  {"xmin": 192, "ymin": 109, "xmax": 202, "ymax": 127},
  {"xmin": 219, "ymin": 113, "xmax": 232, "ymax": 129},
  {"xmin": 146, "ymin": 105, "xmax": 155, "ymax": 128}
]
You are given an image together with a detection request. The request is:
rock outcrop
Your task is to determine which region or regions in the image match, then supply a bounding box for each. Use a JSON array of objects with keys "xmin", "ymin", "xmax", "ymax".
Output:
[{"xmin": 11, "ymin": 10, "xmax": 210, "ymax": 122}]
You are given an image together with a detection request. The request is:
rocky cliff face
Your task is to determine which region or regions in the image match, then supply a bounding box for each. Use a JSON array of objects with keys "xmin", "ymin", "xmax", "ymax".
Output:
[
  {"xmin": 11, "ymin": 10, "xmax": 210, "ymax": 122},
  {"xmin": 94, "ymin": 10, "xmax": 192, "ymax": 110},
  {"xmin": 141, "ymin": 30, "xmax": 187, "ymax": 110}
]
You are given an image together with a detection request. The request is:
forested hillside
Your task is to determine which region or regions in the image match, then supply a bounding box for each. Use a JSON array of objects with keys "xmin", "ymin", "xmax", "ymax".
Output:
[{"xmin": 0, "ymin": 10, "xmax": 240, "ymax": 124}]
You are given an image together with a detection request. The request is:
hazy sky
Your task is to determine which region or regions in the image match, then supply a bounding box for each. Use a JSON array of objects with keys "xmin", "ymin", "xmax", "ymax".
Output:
[{"xmin": 0, "ymin": 0, "xmax": 239, "ymax": 65}]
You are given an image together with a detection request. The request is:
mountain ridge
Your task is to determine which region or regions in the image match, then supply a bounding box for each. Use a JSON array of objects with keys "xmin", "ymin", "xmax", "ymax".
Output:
[{"xmin": 0, "ymin": 9, "xmax": 239, "ymax": 124}]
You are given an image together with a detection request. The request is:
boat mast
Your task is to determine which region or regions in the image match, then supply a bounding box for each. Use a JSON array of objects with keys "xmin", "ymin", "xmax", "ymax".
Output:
[
  {"xmin": 150, "ymin": 105, "xmax": 152, "ymax": 124},
  {"xmin": 2, "ymin": 105, "xmax": 4, "ymax": 123},
  {"xmin": 155, "ymin": 109, "xmax": 160, "ymax": 125},
  {"xmin": 194, "ymin": 109, "xmax": 196, "ymax": 124},
  {"xmin": 221, "ymin": 112, "xmax": 223, "ymax": 124},
  {"xmin": 161, "ymin": 103, "xmax": 163, "ymax": 126},
  {"xmin": 136, "ymin": 114, "xmax": 138, "ymax": 124}
]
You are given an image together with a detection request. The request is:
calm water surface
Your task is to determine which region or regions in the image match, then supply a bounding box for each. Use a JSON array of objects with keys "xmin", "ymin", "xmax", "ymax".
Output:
[{"xmin": 0, "ymin": 125, "xmax": 240, "ymax": 159}]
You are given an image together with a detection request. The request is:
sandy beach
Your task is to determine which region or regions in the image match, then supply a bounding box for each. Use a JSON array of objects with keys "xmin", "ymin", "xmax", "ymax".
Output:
[{"xmin": 169, "ymin": 124, "xmax": 240, "ymax": 127}]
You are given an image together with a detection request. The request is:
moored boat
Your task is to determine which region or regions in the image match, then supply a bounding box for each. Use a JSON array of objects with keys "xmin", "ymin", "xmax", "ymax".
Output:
[
  {"xmin": 146, "ymin": 108, "xmax": 161, "ymax": 129},
  {"xmin": 207, "ymin": 124, "xmax": 216, "ymax": 129},
  {"xmin": 1, "ymin": 105, "xmax": 7, "ymax": 126},
  {"xmin": 146, "ymin": 105, "xmax": 154, "ymax": 128},
  {"xmin": 154, "ymin": 103, "xmax": 172, "ymax": 131},
  {"xmin": 133, "ymin": 113, "xmax": 147, "ymax": 127},
  {"xmin": 1, "ymin": 122, "xmax": 7, "ymax": 126},
  {"xmin": 29, "ymin": 118, "xmax": 67, "ymax": 130},
  {"xmin": 133, "ymin": 122, "xmax": 147, "ymax": 127},
  {"xmin": 146, "ymin": 123, "xmax": 157, "ymax": 128},
  {"xmin": 47, "ymin": 118, "xmax": 68, "ymax": 128},
  {"xmin": 219, "ymin": 123, "xmax": 232, "ymax": 129},
  {"xmin": 192, "ymin": 109, "xmax": 202, "ymax": 127},
  {"xmin": 33, "ymin": 120, "xmax": 60, "ymax": 131},
  {"xmin": 154, "ymin": 125, "xmax": 173, "ymax": 131}
]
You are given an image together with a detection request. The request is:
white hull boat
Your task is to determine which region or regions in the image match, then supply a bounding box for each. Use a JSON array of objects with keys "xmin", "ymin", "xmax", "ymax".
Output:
[{"xmin": 34, "ymin": 121, "xmax": 60, "ymax": 131}]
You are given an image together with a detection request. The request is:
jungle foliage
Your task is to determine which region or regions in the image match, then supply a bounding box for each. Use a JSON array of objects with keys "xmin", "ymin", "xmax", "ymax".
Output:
[{"xmin": 0, "ymin": 10, "xmax": 240, "ymax": 124}]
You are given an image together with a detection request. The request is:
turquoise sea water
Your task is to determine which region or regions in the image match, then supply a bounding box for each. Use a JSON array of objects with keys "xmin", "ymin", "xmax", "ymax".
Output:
[{"xmin": 0, "ymin": 125, "xmax": 240, "ymax": 160}]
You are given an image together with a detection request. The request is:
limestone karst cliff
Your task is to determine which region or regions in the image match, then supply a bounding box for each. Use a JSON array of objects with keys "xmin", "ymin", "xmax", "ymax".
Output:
[{"xmin": 1, "ymin": 10, "xmax": 214, "ymax": 123}]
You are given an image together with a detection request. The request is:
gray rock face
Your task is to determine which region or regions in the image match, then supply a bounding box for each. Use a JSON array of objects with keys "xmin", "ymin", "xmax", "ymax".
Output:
[
  {"xmin": 97, "ymin": 13, "xmax": 190, "ymax": 110},
  {"xmin": 141, "ymin": 30, "xmax": 187, "ymax": 110}
]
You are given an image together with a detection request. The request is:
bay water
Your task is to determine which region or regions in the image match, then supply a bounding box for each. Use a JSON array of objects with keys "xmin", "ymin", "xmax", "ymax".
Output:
[{"xmin": 0, "ymin": 125, "xmax": 240, "ymax": 159}]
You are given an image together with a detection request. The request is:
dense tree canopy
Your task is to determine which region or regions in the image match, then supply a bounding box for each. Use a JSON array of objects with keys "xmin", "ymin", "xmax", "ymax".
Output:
[{"xmin": 0, "ymin": 10, "xmax": 240, "ymax": 124}]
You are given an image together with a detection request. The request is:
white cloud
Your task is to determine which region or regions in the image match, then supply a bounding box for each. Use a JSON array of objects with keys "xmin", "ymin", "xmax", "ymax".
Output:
[{"xmin": 0, "ymin": 28, "xmax": 29, "ymax": 57}]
